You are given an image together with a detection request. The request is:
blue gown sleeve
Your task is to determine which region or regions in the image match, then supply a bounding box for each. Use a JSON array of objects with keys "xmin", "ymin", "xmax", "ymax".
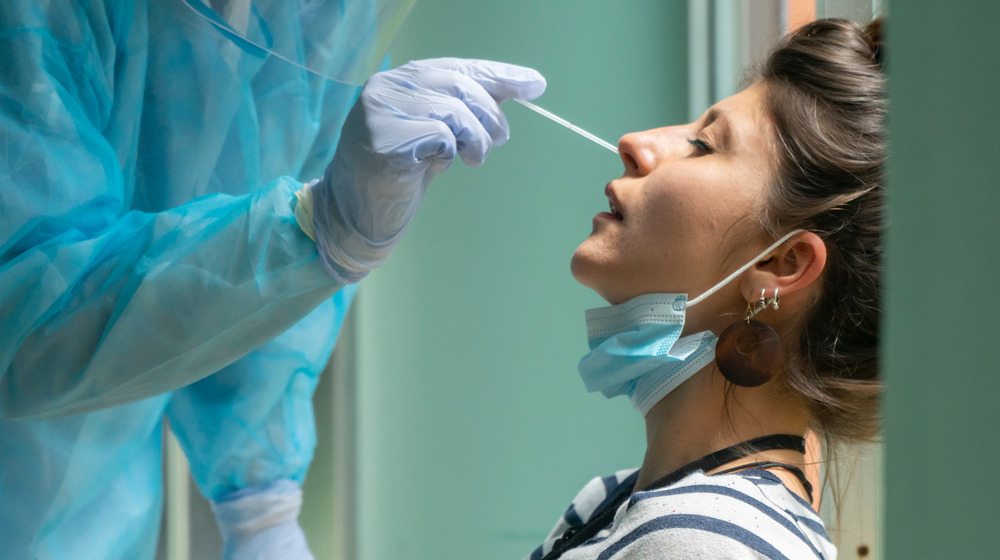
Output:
[
  {"xmin": 165, "ymin": 285, "xmax": 356, "ymax": 501},
  {"xmin": 160, "ymin": 46, "xmax": 376, "ymax": 502},
  {"xmin": 0, "ymin": 1, "xmax": 343, "ymax": 420}
]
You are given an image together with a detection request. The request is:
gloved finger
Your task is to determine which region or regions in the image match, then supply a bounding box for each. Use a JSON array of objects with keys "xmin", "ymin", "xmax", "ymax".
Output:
[
  {"xmin": 383, "ymin": 64, "xmax": 510, "ymax": 147},
  {"xmin": 408, "ymin": 58, "xmax": 547, "ymax": 104},
  {"xmin": 363, "ymin": 112, "xmax": 455, "ymax": 175},
  {"xmin": 372, "ymin": 103, "xmax": 490, "ymax": 170},
  {"xmin": 413, "ymin": 94, "xmax": 493, "ymax": 168}
]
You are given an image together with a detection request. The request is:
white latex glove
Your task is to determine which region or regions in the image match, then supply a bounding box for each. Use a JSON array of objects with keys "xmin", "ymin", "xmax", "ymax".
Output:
[
  {"xmin": 212, "ymin": 479, "xmax": 313, "ymax": 560},
  {"xmin": 300, "ymin": 58, "xmax": 546, "ymax": 283}
]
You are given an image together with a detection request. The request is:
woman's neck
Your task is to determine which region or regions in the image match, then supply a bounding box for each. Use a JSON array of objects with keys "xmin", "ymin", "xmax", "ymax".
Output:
[{"xmin": 633, "ymin": 363, "xmax": 809, "ymax": 492}]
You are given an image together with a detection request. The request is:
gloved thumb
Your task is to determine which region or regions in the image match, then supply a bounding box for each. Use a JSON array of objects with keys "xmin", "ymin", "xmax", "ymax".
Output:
[{"xmin": 412, "ymin": 58, "xmax": 547, "ymax": 104}]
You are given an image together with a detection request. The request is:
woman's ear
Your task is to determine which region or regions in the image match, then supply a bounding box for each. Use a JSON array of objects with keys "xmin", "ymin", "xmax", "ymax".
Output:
[{"xmin": 740, "ymin": 231, "xmax": 827, "ymax": 301}]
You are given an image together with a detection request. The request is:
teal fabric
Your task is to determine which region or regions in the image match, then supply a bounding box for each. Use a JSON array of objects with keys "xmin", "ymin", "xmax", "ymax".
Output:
[
  {"xmin": 0, "ymin": 0, "xmax": 375, "ymax": 557},
  {"xmin": 166, "ymin": 288, "xmax": 356, "ymax": 502}
]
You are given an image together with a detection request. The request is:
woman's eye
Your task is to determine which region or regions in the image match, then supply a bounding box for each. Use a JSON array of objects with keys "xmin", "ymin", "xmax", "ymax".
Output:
[{"xmin": 687, "ymin": 138, "xmax": 712, "ymax": 153}]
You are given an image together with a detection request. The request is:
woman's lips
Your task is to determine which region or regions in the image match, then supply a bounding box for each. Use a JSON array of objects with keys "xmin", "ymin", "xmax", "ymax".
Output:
[{"xmin": 604, "ymin": 184, "xmax": 624, "ymax": 220}]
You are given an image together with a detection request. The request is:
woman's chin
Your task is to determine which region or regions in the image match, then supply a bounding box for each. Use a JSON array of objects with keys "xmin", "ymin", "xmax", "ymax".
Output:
[
  {"xmin": 569, "ymin": 247, "xmax": 594, "ymax": 286},
  {"xmin": 570, "ymin": 251, "xmax": 615, "ymax": 301}
]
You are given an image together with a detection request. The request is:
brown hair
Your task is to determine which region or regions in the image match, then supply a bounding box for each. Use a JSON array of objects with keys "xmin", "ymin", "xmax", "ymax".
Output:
[{"xmin": 755, "ymin": 18, "xmax": 886, "ymax": 445}]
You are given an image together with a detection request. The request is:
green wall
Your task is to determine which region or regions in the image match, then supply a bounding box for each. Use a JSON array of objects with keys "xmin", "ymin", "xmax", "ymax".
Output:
[
  {"xmin": 350, "ymin": 1, "xmax": 689, "ymax": 558},
  {"xmin": 884, "ymin": 2, "xmax": 1000, "ymax": 558}
]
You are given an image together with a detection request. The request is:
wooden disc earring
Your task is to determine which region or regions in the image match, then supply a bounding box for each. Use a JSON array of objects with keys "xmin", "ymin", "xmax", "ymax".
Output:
[{"xmin": 716, "ymin": 288, "xmax": 783, "ymax": 387}]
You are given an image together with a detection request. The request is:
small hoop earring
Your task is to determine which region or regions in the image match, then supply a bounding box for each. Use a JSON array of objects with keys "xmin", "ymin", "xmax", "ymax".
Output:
[{"xmin": 715, "ymin": 288, "xmax": 783, "ymax": 388}]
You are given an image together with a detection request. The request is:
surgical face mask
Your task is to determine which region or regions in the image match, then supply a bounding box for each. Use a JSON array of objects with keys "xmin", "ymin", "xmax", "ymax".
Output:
[{"xmin": 577, "ymin": 230, "xmax": 803, "ymax": 416}]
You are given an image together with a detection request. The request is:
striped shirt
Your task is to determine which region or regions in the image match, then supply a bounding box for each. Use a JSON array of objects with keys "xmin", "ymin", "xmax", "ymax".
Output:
[{"xmin": 525, "ymin": 468, "xmax": 836, "ymax": 560}]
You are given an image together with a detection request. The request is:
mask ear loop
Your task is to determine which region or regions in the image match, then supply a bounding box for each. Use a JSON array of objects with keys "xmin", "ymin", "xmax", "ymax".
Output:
[{"xmin": 687, "ymin": 230, "xmax": 803, "ymax": 309}]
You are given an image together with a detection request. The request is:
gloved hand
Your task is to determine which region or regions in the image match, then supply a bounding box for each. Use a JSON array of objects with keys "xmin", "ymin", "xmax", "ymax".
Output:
[
  {"xmin": 212, "ymin": 479, "xmax": 314, "ymax": 560},
  {"xmin": 299, "ymin": 58, "xmax": 546, "ymax": 283}
]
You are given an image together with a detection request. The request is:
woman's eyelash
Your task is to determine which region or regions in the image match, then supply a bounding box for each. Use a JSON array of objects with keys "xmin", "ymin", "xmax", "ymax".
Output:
[{"xmin": 687, "ymin": 138, "xmax": 711, "ymax": 152}]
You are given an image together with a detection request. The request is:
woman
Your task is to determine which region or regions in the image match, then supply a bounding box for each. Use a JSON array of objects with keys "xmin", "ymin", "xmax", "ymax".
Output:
[{"xmin": 527, "ymin": 18, "xmax": 884, "ymax": 559}]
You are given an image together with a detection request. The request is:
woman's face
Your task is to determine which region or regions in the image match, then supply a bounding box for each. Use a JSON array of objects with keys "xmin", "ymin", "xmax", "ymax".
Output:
[{"xmin": 571, "ymin": 83, "xmax": 779, "ymax": 316}]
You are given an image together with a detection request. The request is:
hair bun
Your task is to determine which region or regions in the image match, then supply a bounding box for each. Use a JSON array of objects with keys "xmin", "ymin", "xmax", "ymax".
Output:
[{"xmin": 864, "ymin": 18, "xmax": 885, "ymax": 69}]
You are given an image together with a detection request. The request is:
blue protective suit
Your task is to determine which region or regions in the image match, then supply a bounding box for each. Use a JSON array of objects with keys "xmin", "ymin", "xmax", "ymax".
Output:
[{"xmin": 0, "ymin": 0, "xmax": 377, "ymax": 557}]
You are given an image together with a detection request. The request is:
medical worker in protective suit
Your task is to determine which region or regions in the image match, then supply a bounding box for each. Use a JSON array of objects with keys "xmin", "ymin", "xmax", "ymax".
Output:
[{"xmin": 0, "ymin": 0, "xmax": 545, "ymax": 558}]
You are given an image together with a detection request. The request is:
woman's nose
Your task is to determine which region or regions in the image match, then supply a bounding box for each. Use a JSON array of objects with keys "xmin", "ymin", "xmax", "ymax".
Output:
[
  {"xmin": 617, "ymin": 132, "xmax": 643, "ymax": 174},
  {"xmin": 617, "ymin": 127, "xmax": 690, "ymax": 176},
  {"xmin": 617, "ymin": 131, "xmax": 649, "ymax": 175}
]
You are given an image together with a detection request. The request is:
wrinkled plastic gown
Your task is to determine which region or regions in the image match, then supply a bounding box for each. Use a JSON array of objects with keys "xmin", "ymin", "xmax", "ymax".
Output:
[{"xmin": 0, "ymin": 0, "xmax": 409, "ymax": 557}]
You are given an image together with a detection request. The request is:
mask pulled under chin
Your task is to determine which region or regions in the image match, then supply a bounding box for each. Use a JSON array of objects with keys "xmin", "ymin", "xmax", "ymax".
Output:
[
  {"xmin": 575, "ymin": 229, "xmax": 805, "ymax": 416},
  {"xmin": 577, "ymin": 293, "xmax": 717, "ymax": 416}
]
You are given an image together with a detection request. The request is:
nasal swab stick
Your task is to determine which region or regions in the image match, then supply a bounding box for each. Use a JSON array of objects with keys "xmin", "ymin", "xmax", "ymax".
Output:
[{"xmin": 513, "ymin": 99, "xmax": 619, "ymax": 155}]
